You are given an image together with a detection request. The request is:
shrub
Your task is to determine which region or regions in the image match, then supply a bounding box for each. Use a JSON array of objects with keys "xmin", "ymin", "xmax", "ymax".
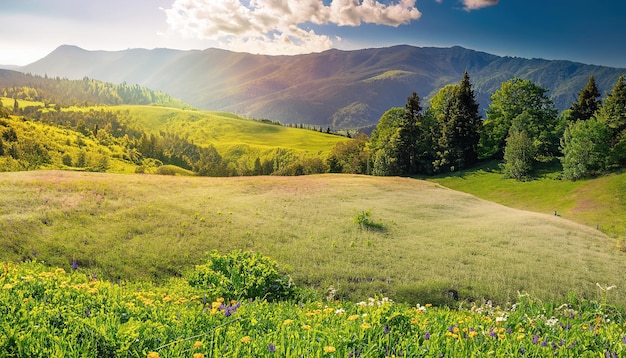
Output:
[
  {"xmin": 186, "ymin": 250, "xmax": 296, "ymax": 301},
  {"xmin": 354, "ymin": 210, "xmax": 385, "ymax": 230}
]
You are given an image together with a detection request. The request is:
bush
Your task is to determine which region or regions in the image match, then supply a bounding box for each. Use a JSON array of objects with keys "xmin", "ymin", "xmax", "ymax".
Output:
[
  {"xmin": 187, "ymin": 250, "xmax": 296, "ymax": 301},
  {"xmin": 354, "ymin": 210, "xmax": 385, "ymax": 231}
]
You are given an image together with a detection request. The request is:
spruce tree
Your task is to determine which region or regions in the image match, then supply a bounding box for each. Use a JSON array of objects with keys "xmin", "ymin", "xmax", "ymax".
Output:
[
  {"xmin": 396, "ymin": 92, "xmax": 422, "ymax": 174},
  {"xmin": 570, "ymin": 75, "xmax": 601, "ymax": 122},
  {"xmin": 595, "ymin": 75, "xmax": 626, "ymax": 166}
]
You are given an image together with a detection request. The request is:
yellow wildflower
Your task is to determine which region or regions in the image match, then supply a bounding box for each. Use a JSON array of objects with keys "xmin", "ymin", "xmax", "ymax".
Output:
[
  {"xmin": 323, "ymin": 308, "xmax": 334, "ymax": 314},
  {"xmin": 2, "ymin": 284, "xmax": 13, "ymax": 290},
  {"xmin": 301, "ymin": 324, "xmax": 311, "ymax": 330},
  {"xmin": 517, "ymin": 334, "xmax": 525, "ymax": 340},
  {"xmin": 193, "ymin": 354, "xmax": 205, "ymax": 358},
  {"xmin": 193, "ymin": 341, "xmax": 203, "ymax": 348},
  {"xmin": 468, "ymin": 331, "xmax": 478, "ymax": 338},
  {"xmin": 147, "ymin": 352, "xmax": 159, "ymax": 358},
  {"xmin": 323, "ymin": 346, "xmax": 336, "ymax": 353},
  {"xmin": 360, "ymin": 323, "xmax": 372, "ymax": 329},
  {"xmin": 283, "ymin": 319, "xmax": 294, "ymax": 326},
  {"xmin": 348, "ymin": 315, "xmax": 360, "ymax": 321},
  {"xmin": 241, "ymin": 336, "xmax": 251, "ymax": 344}
]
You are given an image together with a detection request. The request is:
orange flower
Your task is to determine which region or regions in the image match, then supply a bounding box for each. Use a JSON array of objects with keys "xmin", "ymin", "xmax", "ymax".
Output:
[{"xmin": 241, "ymin": 336, "xmax": 251, "ymax": 344}]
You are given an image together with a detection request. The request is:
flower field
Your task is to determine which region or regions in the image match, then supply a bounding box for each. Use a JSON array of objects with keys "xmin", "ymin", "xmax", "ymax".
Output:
[{"xmin": 1, "ymin": 261, "xmax": 626, "ymax": 357}]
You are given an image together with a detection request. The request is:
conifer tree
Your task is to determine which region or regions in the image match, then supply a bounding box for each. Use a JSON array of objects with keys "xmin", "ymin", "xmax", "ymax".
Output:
[
  {"xmin": 395, "ymin": 92, "xmax": 422, "ymax": 174},
  {"xmin": 595, "ymin": 75, "xmax": 626, "ymax": 166},
  {"xmin": 570, "ymin": 75, "xmax": 601, "ymax": 122}
]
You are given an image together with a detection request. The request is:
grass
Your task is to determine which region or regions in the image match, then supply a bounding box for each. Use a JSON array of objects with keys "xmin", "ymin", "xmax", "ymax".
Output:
[
  {"xmin": 428, "ymin": 161, "xmax": 626, "ymax": 240},
  {"xmin": 3, "ymin": 260, "xmax": 626, "ymax": 357},
  {"xmin": 1, "ymin": 170, "xmax": 624, "ymax": 307},
  {"xmin": 111, "ymin": 105, "xmax": 347, "ymax": 158}
]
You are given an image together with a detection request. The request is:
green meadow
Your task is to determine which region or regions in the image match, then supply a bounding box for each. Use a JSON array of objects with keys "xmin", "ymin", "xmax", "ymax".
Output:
[
  {"xmin": 1, "ymin": 170, "xmax": 624, "ymax": 307},
  {"xmin": 429, "ymin": 162, "xmax": 626, "ymax": 242}
]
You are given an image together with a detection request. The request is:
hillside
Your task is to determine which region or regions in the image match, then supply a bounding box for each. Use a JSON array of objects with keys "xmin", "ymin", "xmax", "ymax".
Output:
[
  {"xmin": 20, "ymin": 45, "xmax": 626, "ymax": 128},
  {"xmin": 1, "ymin": 171, "xmax": 623, "ymax": 306}
]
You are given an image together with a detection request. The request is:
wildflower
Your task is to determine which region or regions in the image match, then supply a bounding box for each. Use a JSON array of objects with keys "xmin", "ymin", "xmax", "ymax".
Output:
[
  {"xmin": 323, "ymin": 346, "xmax": 336, "ymax": 353},
  {"xmin": 193, "ymin": 354, "xmax": 204, "ymax": 358},
  {"xmin": 268, "ymin": 344, "xmax": 276, "ymax": 353},
  {"xmin": 424, "ymin": 332, "xmax": 431, "ymax": 340},
  {"xmin": 2, "ymin": 284, "xmax": 13, "ymax": 290},
  {"xmin": 468, "ymin": 331, "xmax": 478, "ymax": 338},
  {"xmin": 348, "ymin": 315, "xmax": 360, "ymax": 321},
  {"xmin": 193, "ymin": 341, "xmax": 203, "ymax": 349},
  {"xmin": 85, "ymin": 309, "xmax": 91, "ymax": 318},
  {"xmin": 532, "ymin": 335, "xmax": 540, "ymax": 344},
  {"xmin": 360, "ymin": 323, "xmax": 372, "ymax": 329},
  {"xmin": 301, "ymin": 324, "xmax": 311, "ymax": 330},
  {"xmin": 71, "ymin": 258, "xmax": 78, "ymax": 270},
  {"xmin": 147, "ymin": 352, "xmax": 159, "ymax": 358},
  {"xmin": 241, "ymin": 336, "xmax": 251, "ymax": 344},
  {"xmin": 283, "ymin": 319, "xmax": 294, "ymax": 326},
  {"xmin": 384, "ymin": 325, "xmax": 390, "ymax": 334},
  {"xmin": 622, "ymin": 336, "xmax": 626, "ymax": 344},
  {"xmin": 335, "ymin": 308, "xmax": 345, "ymax": 315}
]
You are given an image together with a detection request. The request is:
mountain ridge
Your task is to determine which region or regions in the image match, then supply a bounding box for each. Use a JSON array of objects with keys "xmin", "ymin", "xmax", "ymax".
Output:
[{"xmin": 19, "ymin": 44, "xmax": 626, "ymax": 128}]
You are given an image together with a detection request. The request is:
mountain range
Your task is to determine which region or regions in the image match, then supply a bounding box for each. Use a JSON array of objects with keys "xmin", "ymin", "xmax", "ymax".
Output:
[{"xmin": 15, "ymin": 45, "xmax": 626, "ymax": 128}]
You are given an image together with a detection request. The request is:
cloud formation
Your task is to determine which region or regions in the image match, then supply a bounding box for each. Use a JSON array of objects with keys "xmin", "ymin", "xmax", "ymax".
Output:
[
  {"xmin": 462, "ymin": 0, "xmax": 499, "ymax": 11},
  {"xmin": 164, "ymin": 0, "xmax": 421, "ymax": 55}
]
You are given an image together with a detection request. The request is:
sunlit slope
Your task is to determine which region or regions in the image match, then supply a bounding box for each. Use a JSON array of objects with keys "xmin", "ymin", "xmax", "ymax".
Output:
[
  {"xmin": 429, "ymin": 164, "xmax": 626, "ymax": 241},
  {"xmin": 113, "ymin": 105, "xmax": 347, "ymax": 156},
  {"xmin": 1, "ymin": 171, "xmax": 623, "ymax": 305}
]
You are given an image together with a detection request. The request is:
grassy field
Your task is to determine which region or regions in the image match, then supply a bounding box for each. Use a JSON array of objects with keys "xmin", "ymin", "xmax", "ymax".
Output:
[
  {"xmin": 110, "ymin": 105, "xmax": 347, "ymax": 158},
  {"xmin": 428, "ymin": 162, "xmax": 626, "ymax": 241},
  {"xmin": 1, "ymin": 170, "xmax": 624, "ymax": 307}
]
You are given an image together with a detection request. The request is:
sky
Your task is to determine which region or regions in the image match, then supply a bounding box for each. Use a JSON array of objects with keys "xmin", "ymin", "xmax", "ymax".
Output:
[{"xmin": 1, "ymin": 0, "xmax": 625, "ymax": 68}]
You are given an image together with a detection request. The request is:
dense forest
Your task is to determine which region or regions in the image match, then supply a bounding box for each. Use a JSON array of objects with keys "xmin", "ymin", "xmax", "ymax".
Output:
[
  {"xmin": 1, "ymin": 69, "xmax": 625, "ymax": 180},
  {"xmin": 328, "ymin": 73, "xmax": 626, "ymax": 181},
  {"xmin": 0, "ymin": 69, "xmax": 189, "ymax": 109}
]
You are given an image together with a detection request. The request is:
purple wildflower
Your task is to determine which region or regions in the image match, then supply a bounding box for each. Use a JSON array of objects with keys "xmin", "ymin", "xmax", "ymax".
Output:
[
  {"xmin": 532, "ymin": 335, "xmax": 539, "ymax": 344},
  {"xmin": 424, "ymin": 332, "xmax": 431, "ymax": 340},
  {"xmin": 520, "ymin": 348, "xmax": 526, "ymax": 354},
  {"xmin": 71, "ymin": 258, "xmax": 78, "ymax": 270},
  {"xmin": 384, "ymin": 325, "xmax": 390, "ymax": 334},
  {"xmin": 268, "ymin": 343, "xmax": 276, "ymax": 353},
  {"xmin": 622, "ymin": 336, "xmax": 626, "ymax": 344},
  {"xmin": 85, "ymin": 308, "xmax": 91, "ymax": 317}
]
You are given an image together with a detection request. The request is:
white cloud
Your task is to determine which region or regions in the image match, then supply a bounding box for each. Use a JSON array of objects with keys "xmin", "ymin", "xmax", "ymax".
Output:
[
  {"xmin": 164, "ymin": 0, "xmax": 421, "ymax": 55},
  {"xmin": 462, "ymin": 0, "xmax": 498, "ymax": 11}
]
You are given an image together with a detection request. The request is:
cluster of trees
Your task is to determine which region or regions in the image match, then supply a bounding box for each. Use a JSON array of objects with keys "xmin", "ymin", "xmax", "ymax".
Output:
[
  {"xmin": 329, "ymin": 72, "xmax": 626, "ymax": 181},
  {"xmin": 0, "ymin": 71, "xmax": 189, "ymax": 108},
  {"xmin": 0, "ymin": 99, "xmax": 329, "ymax": 176}
]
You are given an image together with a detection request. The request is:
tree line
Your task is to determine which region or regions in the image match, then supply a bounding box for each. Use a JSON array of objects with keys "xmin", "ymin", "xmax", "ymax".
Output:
[{"xmin": 328, "ymin": 72, "xmax": 626, "ymax": 181}]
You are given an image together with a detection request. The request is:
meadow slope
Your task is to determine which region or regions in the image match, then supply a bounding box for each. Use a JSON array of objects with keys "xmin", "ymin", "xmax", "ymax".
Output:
[{"xmin": 1, "ymin": 171, "xmax": 624, "ymax": 306}]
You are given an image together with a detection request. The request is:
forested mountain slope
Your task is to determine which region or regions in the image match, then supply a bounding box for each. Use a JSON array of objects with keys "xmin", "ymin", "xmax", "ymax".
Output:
[{"xmin": 19, "ymin": 45, "xmax": 626, "ymax": 128}]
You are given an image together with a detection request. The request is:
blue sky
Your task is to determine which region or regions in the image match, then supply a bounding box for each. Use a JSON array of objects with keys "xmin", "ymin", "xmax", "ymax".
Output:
[{"xmin": 1, "ymin": 0, "xmax": 625, "ymax": 68}]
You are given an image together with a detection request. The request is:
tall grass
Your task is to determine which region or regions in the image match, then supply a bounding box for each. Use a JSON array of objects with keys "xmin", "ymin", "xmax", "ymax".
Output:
[{"xmin": 1, "ymin": 171, "xmax": 624, "ymax": 306}]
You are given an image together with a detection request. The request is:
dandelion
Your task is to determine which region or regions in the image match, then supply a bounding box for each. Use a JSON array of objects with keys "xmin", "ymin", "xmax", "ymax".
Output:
[
  {"xmin": 147, "ymin": 352, "xmax": 159, "ymax": 358},
  {"xmin": 323, "ymin": 346, "xmax": 336, "ymax": 353},
  {"xmin": 193, "ymin": 341, "xmax": 203, "ymax": 349},
  {"xmin": 241, "ymin": 336, "xmax": 251, "ymax": 344}
]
